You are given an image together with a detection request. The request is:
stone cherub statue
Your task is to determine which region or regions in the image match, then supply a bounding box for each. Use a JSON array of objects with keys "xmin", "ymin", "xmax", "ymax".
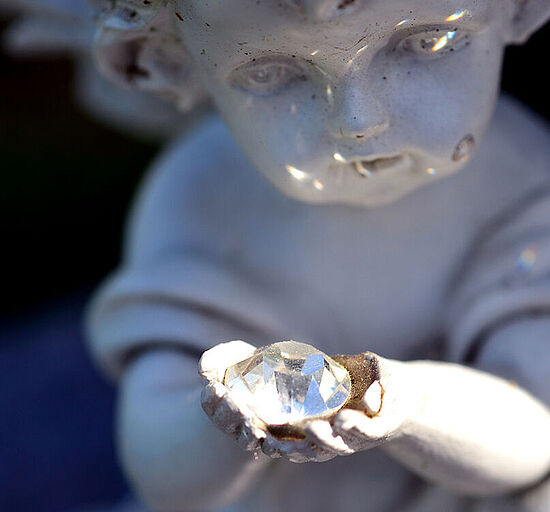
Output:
[{"xmin": 22, "ymin": 0, "xmax": 547, "ymax": 510}]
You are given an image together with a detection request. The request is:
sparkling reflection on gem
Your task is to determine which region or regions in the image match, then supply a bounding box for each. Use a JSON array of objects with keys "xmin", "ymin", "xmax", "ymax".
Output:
[
  {"xmin": 426, "ymin": 167, "xmax": 437, "ymax": 175},
  {"xmin": 395, "ymin": 18, "xmax": 409, "ymax": 28},
  {"xmin": 224, "ymin": 341, "xmax": 352, "ymax": 425}
]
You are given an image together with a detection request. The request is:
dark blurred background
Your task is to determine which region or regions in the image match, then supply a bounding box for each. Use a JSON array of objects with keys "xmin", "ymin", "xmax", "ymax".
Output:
[
  {"xmin": 0, "ymin": 11, "xmax": 548, "ymax": 512},
  {"xmin": 0, "ymin": 11, "xmax": 158, "ymax": 512}
]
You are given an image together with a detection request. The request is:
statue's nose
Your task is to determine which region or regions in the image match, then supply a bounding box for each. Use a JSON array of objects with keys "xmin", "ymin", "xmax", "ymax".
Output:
[{"xmin": 328, "ymin": 75, "xmax": 390, "ymax": 141}]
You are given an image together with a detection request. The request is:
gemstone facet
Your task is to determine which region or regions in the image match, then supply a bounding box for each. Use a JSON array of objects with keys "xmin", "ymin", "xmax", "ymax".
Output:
[{"xmin": 223, "ymin": 341, "xmax": 352, "ymax": 425}]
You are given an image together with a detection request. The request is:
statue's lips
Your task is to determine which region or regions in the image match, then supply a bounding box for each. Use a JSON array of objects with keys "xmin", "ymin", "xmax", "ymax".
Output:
[{"xmin": 349, "ymin": 154, "xmax": 411, "ymax": 178}]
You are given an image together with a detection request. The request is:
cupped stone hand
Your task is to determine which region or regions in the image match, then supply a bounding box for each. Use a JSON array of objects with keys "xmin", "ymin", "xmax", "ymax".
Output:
[
  {"xmin": 199, "ymin": 340, "xmax": 268, "ymax": 451},
  {"xmin": 299, "ymin": 354, "xmax": 406, "ymax": 459},
  {"xmin": 199, "ymin": 340, "xmax": 406, "ymax": 463}
]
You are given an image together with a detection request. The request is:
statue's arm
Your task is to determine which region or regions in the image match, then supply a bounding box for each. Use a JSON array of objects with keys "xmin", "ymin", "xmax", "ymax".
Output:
[
  {"xmin": 194, "ymin": 336, "xmax": 550, "ymax": 498},
  {"xmin": 86, "ymin": 134, "xmax": 276, "ymax": 511},
  {"xmin": 118, "ymin": 348, "xmax": 270, "ymax": 512},
  {"xmin": 376, "ymin": 190, "xmax": 549, "ymax": 495},
  {"xmin": 375, "ymin": 349, "xmax": 550, "ymax": 496}
]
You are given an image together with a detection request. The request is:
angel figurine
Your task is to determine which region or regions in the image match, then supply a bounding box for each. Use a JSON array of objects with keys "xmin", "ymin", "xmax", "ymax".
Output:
[{"xmin": 22, "ymin": 0, "xmax": 550, "ymax": 510}]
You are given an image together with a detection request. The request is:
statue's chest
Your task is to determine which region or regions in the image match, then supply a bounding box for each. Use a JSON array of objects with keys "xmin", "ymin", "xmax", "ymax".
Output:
[{"xmin": 246, "ymin": 202, "xmax": 479, "ymax": 359}]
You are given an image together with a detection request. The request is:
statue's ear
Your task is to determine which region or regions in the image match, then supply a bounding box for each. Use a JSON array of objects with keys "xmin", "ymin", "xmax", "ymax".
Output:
[
  {"xmin": 93, "ymin": 2, "xmax": 206, "ymax": 112},
  {"xmin": 509, "ymin": 0, "xmax": 550, "ymax": 44}
]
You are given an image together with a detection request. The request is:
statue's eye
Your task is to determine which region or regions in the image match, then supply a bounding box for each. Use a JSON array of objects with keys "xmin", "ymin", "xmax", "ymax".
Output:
[
  {"xmin": 397, "ymin": 29, "xmax": 470, "ymax": 59},
  {"xmin": 229, "ymin": 57, "xmax": 306, "ymax": 96}
]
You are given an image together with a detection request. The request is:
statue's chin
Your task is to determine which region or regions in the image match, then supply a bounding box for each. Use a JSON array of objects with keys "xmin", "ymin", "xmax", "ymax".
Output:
[
  {"xmin": 251, "ymin": 149, "xmax": 464, "ymax": 208},
  {"xmin": 262, "ymin": 172, "xmax": 447, "ymax": 209}
]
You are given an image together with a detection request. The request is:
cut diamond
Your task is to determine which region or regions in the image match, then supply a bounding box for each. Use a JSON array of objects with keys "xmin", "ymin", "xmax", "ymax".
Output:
[{"xmin": 223, "ymin": 341, "xmax": 352, "ymax": 425}]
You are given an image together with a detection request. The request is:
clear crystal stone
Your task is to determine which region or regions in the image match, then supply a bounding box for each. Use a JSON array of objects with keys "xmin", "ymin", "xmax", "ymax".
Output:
[{"xmin": 223, "ymin": 341, "xmax": 352, "ymax": 425}]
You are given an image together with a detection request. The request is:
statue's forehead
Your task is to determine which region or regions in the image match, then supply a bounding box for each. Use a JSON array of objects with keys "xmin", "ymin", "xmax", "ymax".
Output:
[
  {"xmin": 184, "ymin": 0, "xmax": 502, "ymax": 29},
  {"xmin": 181, "ymin": 0, "xmax": 504, "ymax": 50}
]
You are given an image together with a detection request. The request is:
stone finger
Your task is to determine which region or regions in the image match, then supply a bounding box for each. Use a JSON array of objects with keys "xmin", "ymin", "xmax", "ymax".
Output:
[
  {"xmin": 261, "ymin": 433, "xmax": 337, "ymax": 463},
  {"xmin": 200, "ymin": 382, "xmax": 228, "ymax": 416},
  {"xmin": 284, "ymin": 442, "xmax": 338, "ymax": 463},
  {"xmin": 199, "ymin": 340, "xmax": 257, "ymax": 382},
  {"xmin": 363, "ymin": 380, "xmax": 384, "ymax": 416},
  {"xmin": 332, "ymin": 409, "xmax": 380, "ymax": 451},
  {"xmin": 260, "ymin": 434, "xmax": 311, "ymax": 460},
  {"xmin": 260, "ymin": 434, "xmax": 283, "ymax": 459},
  {"xmin": 304, "ymin": 420, "xmax": 354, "ymax": 456},
  {"xmin": 210, "ymin": 395, "xmax": 249, "ymax": 434},
  {"xmin": 236, "ymin": 420, "xmax": 266, "ymax": 451}
]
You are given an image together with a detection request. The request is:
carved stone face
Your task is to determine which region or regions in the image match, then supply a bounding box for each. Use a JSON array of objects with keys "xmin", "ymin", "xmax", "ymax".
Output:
[{"xmin": 174, "ymin": 0, "xmax": 514, "ymax": 206}]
